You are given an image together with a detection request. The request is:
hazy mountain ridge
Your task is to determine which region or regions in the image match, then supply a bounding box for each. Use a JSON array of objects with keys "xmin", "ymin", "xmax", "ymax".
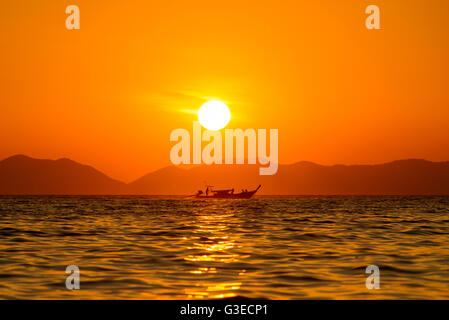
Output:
[
  {"xmin": 0, "ymin": 155, "xmax": 126, "ymax": 195},
  {"xmin": 1, "ymin": 155, "xmax": 449, "ymax": 195}
]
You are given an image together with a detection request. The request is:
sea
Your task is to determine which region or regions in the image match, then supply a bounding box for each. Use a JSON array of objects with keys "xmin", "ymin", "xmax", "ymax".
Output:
[{"xmin": 0, "ymin": 196, "xmax": 448, "ymax": 299}]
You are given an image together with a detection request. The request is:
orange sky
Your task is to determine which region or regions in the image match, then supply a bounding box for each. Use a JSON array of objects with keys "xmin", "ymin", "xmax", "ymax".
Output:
[{"xmin": 1, "ymin": 0, "xmax": 449, "ymax": 182}]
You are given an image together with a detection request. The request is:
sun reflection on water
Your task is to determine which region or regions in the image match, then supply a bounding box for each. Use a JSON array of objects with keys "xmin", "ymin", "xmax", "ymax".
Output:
[
  {"xmin": 2, "ymin": 196, "xmax": 449, "ymax": 299},
  {"xmin": 182, "ymin": 207, "xmax": 247, "ymax": 299}
]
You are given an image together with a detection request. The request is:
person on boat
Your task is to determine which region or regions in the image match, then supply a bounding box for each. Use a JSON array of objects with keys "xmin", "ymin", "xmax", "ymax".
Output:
[
  {"xmin": 231, "ymin": 188, "xmax": 234, "ymax": 195},
  {"xmin": 206, "ymin": 187, "xmax": 209, "ymax": 196}
]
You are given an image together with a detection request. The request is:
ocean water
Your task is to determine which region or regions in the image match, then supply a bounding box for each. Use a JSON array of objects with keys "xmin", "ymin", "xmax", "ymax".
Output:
[{"xmin": 0, "ymin": 196, "xmax": 448, "ymax": 299}]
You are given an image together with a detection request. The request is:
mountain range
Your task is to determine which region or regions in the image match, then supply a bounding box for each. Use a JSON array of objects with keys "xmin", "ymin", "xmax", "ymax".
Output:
[{"xmin": 1, "ymin": 154, "xmax": 449, "ymax": 195}]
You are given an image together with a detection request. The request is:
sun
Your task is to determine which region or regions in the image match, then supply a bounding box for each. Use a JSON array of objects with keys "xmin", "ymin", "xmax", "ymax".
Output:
[{"xmin": 198, "ymin": 100, "xmax": 231, "ymax": 130}]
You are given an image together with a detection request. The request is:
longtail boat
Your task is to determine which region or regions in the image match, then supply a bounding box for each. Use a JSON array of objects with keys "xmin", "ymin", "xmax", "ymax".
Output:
[{"xmin": 193, "ymin": 185, "xmax": 261, "ymax": 199}]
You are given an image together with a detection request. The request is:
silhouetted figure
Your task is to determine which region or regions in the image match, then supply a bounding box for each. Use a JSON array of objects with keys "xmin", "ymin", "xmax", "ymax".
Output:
[
  {"xmin": 231, "ymin": 188, "xmax": 234, "ymax": 194},
  {"xmin": 206, "ymin": 187, "xmax": 209, "ymax": 196}
]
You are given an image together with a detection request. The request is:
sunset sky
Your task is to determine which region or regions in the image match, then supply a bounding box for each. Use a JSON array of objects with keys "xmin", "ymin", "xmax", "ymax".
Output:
[{"xmin": 1, "ymin": 0, "xmax": 449, "ymax": 182}]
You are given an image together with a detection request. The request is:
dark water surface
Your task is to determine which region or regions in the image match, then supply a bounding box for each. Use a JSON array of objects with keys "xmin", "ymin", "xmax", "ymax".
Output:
[{"xmin": 0, "ymin": 196, "xmax": 449, "ymax": 299}]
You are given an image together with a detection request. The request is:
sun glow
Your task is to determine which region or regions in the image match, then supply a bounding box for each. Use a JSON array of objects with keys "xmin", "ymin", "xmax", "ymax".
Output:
[{"xmin": 198, "ymin": 100, "xmax": 231, "ymax": 131}]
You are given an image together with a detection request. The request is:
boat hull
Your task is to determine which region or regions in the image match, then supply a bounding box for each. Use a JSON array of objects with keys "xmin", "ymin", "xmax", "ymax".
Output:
[
  {"xmin": 194, "ymin": 191, "xmax": 257, "ymax": 199},
  {"xmin": 194, "ymin": 185, "xmax": 261, "ymax": 199}
]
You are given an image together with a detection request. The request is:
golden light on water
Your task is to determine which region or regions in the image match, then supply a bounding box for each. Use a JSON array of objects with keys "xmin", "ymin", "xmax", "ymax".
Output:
[
  {"xmin": 3, "ymin": 197, "xmax": 449, "ymax": 299},
  {"xmin": 182, "ymin": 209, "xmax": 247, "ymax": 299}
]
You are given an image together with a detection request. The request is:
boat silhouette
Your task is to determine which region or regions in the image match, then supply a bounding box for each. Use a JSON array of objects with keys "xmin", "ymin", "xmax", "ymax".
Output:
[{"xmin": 194, "ymin": 185, "xmax": 261, "ymax": 199}]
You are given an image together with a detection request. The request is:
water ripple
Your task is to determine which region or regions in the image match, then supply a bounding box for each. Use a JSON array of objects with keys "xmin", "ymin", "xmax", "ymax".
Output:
[{"xmin": 0, "ymin": 195, "xmax": 449, "ymax": 299}]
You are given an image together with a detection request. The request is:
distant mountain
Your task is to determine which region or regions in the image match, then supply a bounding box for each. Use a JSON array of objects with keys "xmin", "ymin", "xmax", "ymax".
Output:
[
  {"xmin": 128, "ymin": 164, "xmax": 261, "ymax": 195},
  {"xmin": 128, "ymin": 159, "xmax": 449, "ymax": 195},
  {"xmin": 0, "ymin": 155, "xmax": 126, "ymax": 194},
  {"xmin": 1, "ymin": 155, "xmax": 449, "ymax": 195}
]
